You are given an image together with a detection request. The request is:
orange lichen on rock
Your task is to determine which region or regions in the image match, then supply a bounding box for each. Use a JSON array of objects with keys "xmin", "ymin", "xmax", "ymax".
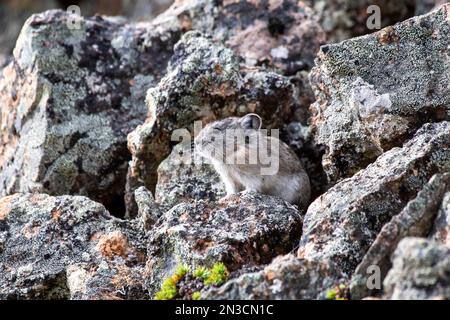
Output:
[{"xmin": 96, "ymin": 231, "xmax": 130, "ymax": 259}]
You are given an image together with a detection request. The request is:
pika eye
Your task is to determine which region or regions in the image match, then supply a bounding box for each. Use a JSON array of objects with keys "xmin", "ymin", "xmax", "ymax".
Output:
[{"xmin": 213, "ymin": 127, "xmax": 222, "ymax": 131}]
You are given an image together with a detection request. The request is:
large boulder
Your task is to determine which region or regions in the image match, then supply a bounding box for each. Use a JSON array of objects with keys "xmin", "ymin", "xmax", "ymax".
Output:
[
  {"xmin": 309, "ymin": 4, "xmax": 450, "ymax": 184},
  {"xmin": 0, "ymin": 193, "xmax": 148, "ymax": 299},
  {"xmin": 298, "ymin": 121, "xmax": 450, "ymax": 276},
  {"xmin": 383, "ymin": 237, "xmax": 450, "ymax": 299},
  {"xmin": 145, "ymin": 191, "xmax": 303, "ymax": 295},
  {"xmin": 0, "ymin": 10, "xmax": 181, "ymax": 216}
]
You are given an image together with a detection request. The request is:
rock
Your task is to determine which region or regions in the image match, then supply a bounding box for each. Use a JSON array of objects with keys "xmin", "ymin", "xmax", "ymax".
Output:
[
  {"xmin": 0, "ymin": 193, "xmax": 148, "ymax": 299},
  {"xmin": 350, "ymin": 173, "xmax": 450, "ymax": 299},
  {"xmin": 126, "ymin": 31, "xmax": 301, "ymax": 213},
  {"xmin": 155, "ymin": 142, "xmax": 225, "ymax": 208},
  {"xmin": 0, "ymin": 0, "xmax": 59, "ymax": 63},
  {"xmin": 154, "ymin": 0, "xmax": 325, "ymax": 74},
  {"xmin": 133, "ymin": 186, "xmax": 162, "ymax": 229},
  {"xmin": 305, "ymin": 0, "xmax": 417, "ymax": 43},
  {"xmin": 146, "ymin": 191, "xmax": 303, "ymax": 295},
  {"xmin": 383, "ymin": 237, "xmax": 450, "ymax": 299},
  {"xmin": 309, "ymin": 4, "xmax": 450, "ymax": 184},
  {"xmin": 298, "ymin": 121, "xmax": 450, "ymax": 276},
  {"xmin": 430, "ymin": 192, "xmax": 450, "ymax": 246},
  {"xmin": 0, "ymin": 10, "xmax": 181, "ymax": 217},
  {"xmin": 203, "ymin": 254, "xmax": 346, "ymax": 300}
]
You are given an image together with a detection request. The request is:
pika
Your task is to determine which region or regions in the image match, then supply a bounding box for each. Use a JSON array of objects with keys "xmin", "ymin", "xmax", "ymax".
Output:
[{"xmin": 194, "ymin": 113, "xmax": 311, "ymax": 210}]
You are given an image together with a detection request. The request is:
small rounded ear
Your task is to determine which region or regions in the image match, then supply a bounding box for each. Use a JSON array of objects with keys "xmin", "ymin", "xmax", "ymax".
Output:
[{"xmin": 240, "ymin": 113, "xmax": 262, "ymax": 130}]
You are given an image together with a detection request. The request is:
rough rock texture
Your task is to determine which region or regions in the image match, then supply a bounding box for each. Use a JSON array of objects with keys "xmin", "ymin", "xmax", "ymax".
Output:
[
  {"xmin": 310, "ymin": 4, "xmax": 450, "ymax": 184},
  {"xmin": 0, "ymin": 193, "xmax": 148, "ymax": 299},
  {"xmin": 383, "ymin": 237, "xmax": 450, "ymax": 299},
  {"xmin": 155, "ymin": 142, "xmax": 225, "ymax": 208},
  {"xmin": 203, "ymin": 254, "xmax": 346, "ymax": 300},
  {"xmin": 154, "ymin": 0, "xmax": 326, "ymax": 73},
  {"xmin": 430, "ymin": 192, "xmax": 450, "ymax": 246},
  {"xmin": 0, "ymin": 0, "xmax": 59, "ymax": 66},
  {"xmin": 0, "ymin": 0, "xmax": 174, "ymax": 66},
  {"xmin": 298, "ymin": 121, "xmax": 450, "ymax": 276},
  {"xmin": 305, "ymin": 0, "xmax": 417, "ymax": 43},
  {"xmin": 146, "ymin": 191, "xmax": 303, "ymax": 295},
  {"xmin": 350, "ymin": 173, "xmax": 450, "ymax": 299},
  {"xmin": 0, "ymin": 10, "xmax": 181, "ymax": 217}
]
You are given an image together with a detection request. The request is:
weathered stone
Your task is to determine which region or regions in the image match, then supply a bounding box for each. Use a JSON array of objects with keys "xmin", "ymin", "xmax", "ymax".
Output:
[
  {"xmin": 155, "ymin": 0, "xmax": 325, "ymax": 74},
  {"xmin": 0, "ymin": 10, "xmax": 181, "ymax": 216},
  {"xmin": 305, "ymin": 0, "xmax": 417, "ymax": 43},
  {"xmin": 155, "ymin": 142, "xmax": 225, "ymax": 208},
  {"xmin": 298, "ymin": 121, "xmax": 450, "ymax": 276},
  {"xmin": 430, "ymin": 192, "xmax": 450, "ymax": 246},
  {"xmin": 383, "ymin": 237, "xmax": 450, "ymax": 299},
  {"xmin": 350, "ymin": 173, "xmax": 450, "ymax": 299},
  {"xmin": 146, "ymin": 191, "xmax": 303, "ymax": 295},
  {"xmin": 310, "ymin": 4, "xmax": 450, "ymax": 184},
  {"xmin": 203, "ymin": 254, "xmax": 346, "ymax": 300},
  {"xmin": 0, "ymin": 193, "xmax": 148, "ymax": 299}
]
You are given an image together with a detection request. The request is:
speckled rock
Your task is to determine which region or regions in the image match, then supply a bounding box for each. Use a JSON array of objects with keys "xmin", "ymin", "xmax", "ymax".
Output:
[
  {"xmin": 309, "ymin": 4, "xmax": 450, "ymax": 184},
  {"xmin": 202, "ymin": 254, "xmax": 346, "ymax": 300},
  {"xmin": 430, "ymin": 192, "xmax": 450, "ymax": 246},
  {"xmin": 305, "ymin": 0, "xmax": 417, "ymax": 43},
  {"xmin": 383, "ymin": 237, "xmax": 450, "ymax": 299},
  {"xmin": 350, "ymin": 173, "xmax": 450, "ymax": 299},
  {"xmin": 0, "ymin": 10, "xmax": 181, "ymax": 216},
  {"xmin": 0, "ymin": 193, "xmax": 148, "ymax": 299},
  {"xmin": 154, "ymin": 0, "xmax": 325, "ymax": 74},
  {"xmin": 298, "ymin": 121, "xmax": 450, "ymax": 276},
  {"xmin": 155, "ymin": 142, "xmax": 225, "ymax": 208},
  {"xmin": 146, "ymin": 191, "xmax": 303, "ymax": 295}
]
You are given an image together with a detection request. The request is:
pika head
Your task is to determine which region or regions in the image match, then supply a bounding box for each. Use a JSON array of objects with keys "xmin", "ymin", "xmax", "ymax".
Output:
[{"xmin": 194, "ymin": 113, "xmax": 263, "ymax": 164}]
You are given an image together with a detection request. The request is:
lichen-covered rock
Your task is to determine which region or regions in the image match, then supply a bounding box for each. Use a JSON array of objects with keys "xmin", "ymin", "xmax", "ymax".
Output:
[
  {"xmin": 383, "ymin": 237, "xmax": 450, "ymax": 300},
  {"xmin": 298, "ymin": 121, "xmax": 450, "ymax": 276},
  {"xmin": 0, "ymin": 0, "xmax": 59, "ymax": 65},
  {"xmin": 146, "ymin": 191, "xmax": 303, "ymax": 295},
  {"xmin": 155, "ymin": 142, "xmax": 225, "ymax": 208},
  {"xmin": 155, "ymin": 0, "xmax": 325, "ymax": 74},
  {"xmin": 0, "ymin": 10, "xmax": 181, "ymax": 216},
  {"xmin": 202, "ymin": 254, "xmax": 346, "ymax": 300},
  {"xmin": 0, "ymin": 193, "xmax": 148, "ymax": 299},
  {"xmin": 430, "ymin": 192, "xmax": 450, "ymax": 246},
  {"xmin": 305, "ymin": 0, "xmax": 417, "ymax": 43},
  {"xmin": 310, "ymin": 4, "xmax": 450, "ymax": 184},
  {"xmin": 350, "ymin": 173, "xmax": 450, "ymax": 299}
]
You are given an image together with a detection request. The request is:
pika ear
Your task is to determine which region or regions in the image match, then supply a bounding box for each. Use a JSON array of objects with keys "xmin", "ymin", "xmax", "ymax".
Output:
[{"xmin": 240, "ymin": 113, "xmax": 262, "ymax": 130}]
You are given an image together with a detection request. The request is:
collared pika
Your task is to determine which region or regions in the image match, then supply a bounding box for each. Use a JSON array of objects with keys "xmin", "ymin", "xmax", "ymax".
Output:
[{"xmin": 194, "ymin": 113, "xmax": 311, "ymax": 210}]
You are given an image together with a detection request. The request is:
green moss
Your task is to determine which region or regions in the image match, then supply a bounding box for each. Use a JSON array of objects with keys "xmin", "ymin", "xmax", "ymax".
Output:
[
  {"xmin": 193, "ymin": 266, "xmax": 210, "ymax": 280},
  {"xmin": 326, "ymin": 288, "xmax": 337, "ymax": 300},
  {"xmin": 175, "ymin": 264, "xmax": 190, "ymax": 278},
  {"xmin": 204, "ymin": 262, "xmax": 230, "ymax": 286},
  {"xmin": 154, "ymin": 262, "xmax": 229, "ymax": 300},
  {"xmin": 154, "ymin": 277, "xmax": 177, "ymax": 300}
]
